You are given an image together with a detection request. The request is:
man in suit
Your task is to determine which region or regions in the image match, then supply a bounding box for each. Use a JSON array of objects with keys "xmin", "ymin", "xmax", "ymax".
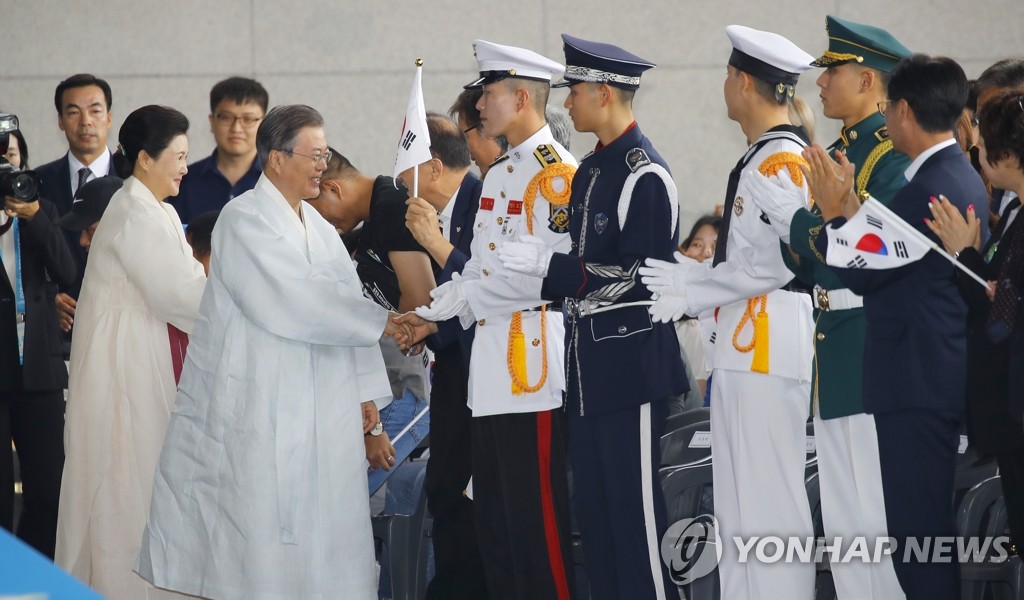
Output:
[
  {"xmin": 35, "ymin": 74, "xmax": 115, "ymax": 346},
  {"xmin": 499, "ymin": 34, "xmax": 686, "ymax": 599},
  {"xmin": 398, "ymin": 112, "xmax": 488, "ymax": 600},
  {"xmin": 752, "ymin": 17, "xmax": 911, "ymax": 598},
  {"xmin": 0, "ymin": 145, "xmax": 77, "ymax": 557},
  {"xmin": 810, "ymin": 54, "xmax": 988, "ymax": 599}
]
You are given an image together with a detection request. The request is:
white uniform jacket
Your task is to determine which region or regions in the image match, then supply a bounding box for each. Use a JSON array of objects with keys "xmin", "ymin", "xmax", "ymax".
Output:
[{"xmin": 461, "ymin": 125, "xmax": 577, "ymax": 417}]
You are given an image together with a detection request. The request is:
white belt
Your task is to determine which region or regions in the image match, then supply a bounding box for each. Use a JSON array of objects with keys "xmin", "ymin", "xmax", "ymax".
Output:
[
  {"xmin": 813, "ymin": 286, "xmax": 863, "ymax": 311},
  {"xmin": 565, "ymin": 298, "xmax": 654, "ymax": 318}
]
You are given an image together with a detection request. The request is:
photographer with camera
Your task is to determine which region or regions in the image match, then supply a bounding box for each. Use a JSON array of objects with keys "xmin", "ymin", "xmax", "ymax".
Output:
[{"xmin": 0, "ymin": 113, "xmax": 76, "ymax": 559}]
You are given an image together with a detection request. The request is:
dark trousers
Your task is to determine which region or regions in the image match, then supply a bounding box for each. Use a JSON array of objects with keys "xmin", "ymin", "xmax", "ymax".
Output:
[
  {"xmin": 424, "ymin": 349, "xmax": 489, "ymax": 599},
  {"xmin": 472, "ymin": 409, "xmax": 574, "ymax": 600},
  {"xmin": 569, "ymin": 400, "xmax": 675, "ymax": 600},
  {"xmin": 995, "ymin": 449, "xmax": 1024, "ymax": 559},
  {"xmin": 875, "ymin": 409, "xmax": 962, "ymax": 600},
  {"xmin": 0, "ymin": 388, "xmax": 65, "ymax": 559}
]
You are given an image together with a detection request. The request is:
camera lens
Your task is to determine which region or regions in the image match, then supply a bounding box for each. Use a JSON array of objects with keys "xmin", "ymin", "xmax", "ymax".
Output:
[{"xmin": 9, "ymin": 172, "xmax": 38, "ymax": 201}]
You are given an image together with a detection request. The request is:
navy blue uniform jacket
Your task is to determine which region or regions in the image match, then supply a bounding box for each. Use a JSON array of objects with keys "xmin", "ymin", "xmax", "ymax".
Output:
[{"xmin": 542, "ymin": 124, "xmax": 687, "ymax": 416}]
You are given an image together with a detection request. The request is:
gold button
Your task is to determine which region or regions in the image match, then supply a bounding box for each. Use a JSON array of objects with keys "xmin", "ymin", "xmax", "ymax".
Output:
[
  {"xmin": 500, "ymin": 191, "xmax": 506, "ymax": 198},
  {"xmin": 478, "ymin": 319, "xmax": 486, "ymax": 326},
  {"xmin": 497, "ymin": 217, "xmax": 503, "ymax": 225},
  {"xmin": 489, "ymin": 243, "xmax": 496, "ymax": 251},
  {"xmin": 532, "ymin": 339, "xmax": 540, "ymax": 347},
  {"xmin": 849, "ymin": 130, "xmax": 858, "ymax": 141},
  {"xmin": 507, "ymin": 164, "xmax": 514, "ymax": 173},
  {"xmin": 483, "ymin": 268, "xmax": 490, "ymax": 276},
  {"xmin": 816, "ymin": 332, "xmax": 826, "ymax": 341}
]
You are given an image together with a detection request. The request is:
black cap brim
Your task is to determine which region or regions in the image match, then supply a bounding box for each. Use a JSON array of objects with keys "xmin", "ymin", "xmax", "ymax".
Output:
[{"xmin": 58, "ymin": 210, "xmax": 98, "ymax": 232}]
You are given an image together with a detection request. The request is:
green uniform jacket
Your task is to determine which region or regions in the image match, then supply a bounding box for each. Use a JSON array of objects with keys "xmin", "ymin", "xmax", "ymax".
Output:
[{"xmin": 783, "ymin": 112, "xmax": 911, "ymax": 419}]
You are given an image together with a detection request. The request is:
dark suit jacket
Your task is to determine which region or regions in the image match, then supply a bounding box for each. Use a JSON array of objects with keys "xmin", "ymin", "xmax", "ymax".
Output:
[
  {"xmin": 35, "ymin": 152, "xmax": 114, "ymax": 299},
  {"xmin": 816, "ymin": 144, "xmax": 989, "ymax": 415},
  {"xmin": 0, "ymin": 199, "xmax": 76, "ymax": 392},
  {"xmin": 426, "ymin": 171, "xmax": 482, "ymax": 370}
]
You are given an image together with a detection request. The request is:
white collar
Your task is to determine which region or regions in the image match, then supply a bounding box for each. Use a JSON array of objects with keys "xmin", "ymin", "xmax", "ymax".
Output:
[
  {"xmin": 68, "ymin": 149, "xmax": 112, "ymax": 178},
  {"xmin": 257, "ymin": 175, "xmax": 307, "ymax": 239},
  {"xmin": 904, "ymin": 138, "xmax": 957, "ymax": 182},
  {"xmin": 438, "ymin": 188, "xmax": 458, "ymax": 222},
  {"xmin": 507, "ymin": 125, "xmax": 554, "ymax": 163}
]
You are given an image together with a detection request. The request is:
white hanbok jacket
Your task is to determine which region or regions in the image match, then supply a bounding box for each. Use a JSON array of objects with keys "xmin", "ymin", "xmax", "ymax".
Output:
[
  {"xmin": 56, "ymin": 176, "xmax": 206, "ymax": 598},
  {"xmin": 137, "ymin": 175, "xmax": 392, "ymax": 600}
]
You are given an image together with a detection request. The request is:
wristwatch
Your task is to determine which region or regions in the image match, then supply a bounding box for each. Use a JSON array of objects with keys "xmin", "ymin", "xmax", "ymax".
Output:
[{"xmin": 366, "ymin": 421, "xmax": 383, "ymax": 437}]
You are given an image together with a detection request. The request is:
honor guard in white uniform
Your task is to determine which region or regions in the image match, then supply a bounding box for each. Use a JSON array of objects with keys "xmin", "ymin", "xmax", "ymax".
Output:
[
  {"xmin": 640, "ymin": 25, "xmax": 817, "ymax": 600},
  {"xmin": 415, "ymin": 40, "xmax": 577, "ymax": 600}
]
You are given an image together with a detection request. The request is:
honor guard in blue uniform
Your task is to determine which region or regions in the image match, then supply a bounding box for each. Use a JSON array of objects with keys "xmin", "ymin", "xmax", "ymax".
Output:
[
  {"xmin": 751, "ymin": 16, "xmax": 911, "ymax": 599},
  {"xmin": 500, "ymin": 34, "xmax": 686, "ymax": 600}
]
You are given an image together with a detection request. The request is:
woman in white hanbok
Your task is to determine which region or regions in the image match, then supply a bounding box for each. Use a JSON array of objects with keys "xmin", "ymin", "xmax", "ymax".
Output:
[{"xmin": 55, "ymin": 105, "xmax": 206, "ymax": 599}]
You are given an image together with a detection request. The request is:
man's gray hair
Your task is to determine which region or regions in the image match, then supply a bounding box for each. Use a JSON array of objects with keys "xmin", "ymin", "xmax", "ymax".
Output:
[{"xmin": 256, "ymin": 104, "xmax": 324, "ymax": 166}]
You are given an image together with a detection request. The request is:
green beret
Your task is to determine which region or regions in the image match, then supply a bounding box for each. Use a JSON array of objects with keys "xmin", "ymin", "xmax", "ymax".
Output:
[{"xmin": 811, "ymin": 16, "xmax": 911, "ymax": 73}]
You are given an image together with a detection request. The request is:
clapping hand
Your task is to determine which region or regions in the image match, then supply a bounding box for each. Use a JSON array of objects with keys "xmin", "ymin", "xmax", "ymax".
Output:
[
  {"xmin": 924, "ymin": 194, "xmax": 981, "ymax": 255},
  {"xmin": 801, "ymin": 145, "xmax": 857, "ymax": 221}
]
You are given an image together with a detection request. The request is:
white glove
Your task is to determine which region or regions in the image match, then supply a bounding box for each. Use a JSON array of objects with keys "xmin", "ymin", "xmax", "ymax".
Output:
[
  {"xmin": 415, "ymin": 273, "xmax": 472, "ymax": 321},
  {"xmin": 744, "ymin": 169, "xmax": 806, "ymax": 243},
  {"xmin": 649, "ymin": 292, "xmax": 690, "ymax": 323},
  {"xmin": 498, "ymin": 235, "xmax": 554, "ymax": 278},
  {"xmin": 639, "ymin": 251, "xmax": 700, "ymax": 296}
]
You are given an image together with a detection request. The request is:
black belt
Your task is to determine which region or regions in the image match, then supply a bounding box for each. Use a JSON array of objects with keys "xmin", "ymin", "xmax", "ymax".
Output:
[{"xmin": 524, "ymin": 302, "xmax": 562, "ymax": 312}]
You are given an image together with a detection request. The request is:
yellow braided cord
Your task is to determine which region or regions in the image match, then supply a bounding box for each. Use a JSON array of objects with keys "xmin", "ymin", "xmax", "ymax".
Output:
[
  {"xmin": 731, "ymin": 295, "xmax": 770, "ymax": 374},
  {"xmin": 522, "ymin": 162, "xmax": 575, "ymax": 232},
  {"xmin": 757, "ymin": 152, "xmax": 808, "ymax": 187},
  {"xmin": 817, "ymin": 50, "xmax": 863, "ymax": 65},
  {"xmin": 855, "ymin": 139, "xmax": 894, "ymax": 199},
  {"xmin": 507, "ymin": 161, "xmax": 576, "ymax": 395}
]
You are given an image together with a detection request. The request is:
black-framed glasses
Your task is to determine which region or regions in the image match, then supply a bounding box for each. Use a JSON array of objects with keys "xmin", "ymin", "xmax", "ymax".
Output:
[
  {"xmin": 214, "ymin": 112, "xmax": 262, "ymax": 127},
  {"xmin": 463, "ymin": 123, "xmax": 480, "ymax": 135},
  {"xmin": 877, "ymin": 99, "xmax": 892, "ymax": 117},
  {"xmin": 278, "ymin": 148, "xmax": 332, "ymax": 165}
]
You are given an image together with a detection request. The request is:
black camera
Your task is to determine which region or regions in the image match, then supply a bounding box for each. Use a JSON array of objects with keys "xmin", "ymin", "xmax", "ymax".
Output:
[{"xmin": 0, "ymin": 113, "xmax": 42, "ymax": 201}]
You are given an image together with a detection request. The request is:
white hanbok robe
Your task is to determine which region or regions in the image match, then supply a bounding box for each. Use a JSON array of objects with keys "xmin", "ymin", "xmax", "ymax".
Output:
[
  {"xmin": 136, "ymin": 175, "xmax": 392, "ymax": 600},
  {"xmin": 55, "ymin": 176, "xmax": 207, "ymax": 599}
]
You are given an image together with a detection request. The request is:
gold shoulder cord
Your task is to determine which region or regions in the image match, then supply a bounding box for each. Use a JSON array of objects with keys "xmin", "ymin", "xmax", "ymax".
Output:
[
  {"xmin": 731, "ymin": 152, "xmax": 809, "ymax": 374},
  {"xmin": 508, "ymin": 162, "xmax": 576, "ymax": 394},
  {"xmin": 855, "ymin": 139, "xmax": 894, "ymax": 199}
]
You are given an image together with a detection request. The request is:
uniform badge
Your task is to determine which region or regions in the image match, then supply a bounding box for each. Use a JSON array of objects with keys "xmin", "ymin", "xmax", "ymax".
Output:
[
  {"xmin": 507, "ymin": 200, "xmax": 523, "ymax": 215},
  {"xmin": 594, "ymin": 213, "xmax": 609, "ymax": 235},
  {"xmin": 480, "ymin": 197, "xmax": 494, "ymax": 211},
  {"xmin": 849, "ymin": 130, "xmax": 858, "ymax": 141},
  {"xmin": 549, "ymin": 205, "xmax": 570, "ymax": 233},
  {"xmin": 875, "ymin": 126, "xmax": 890, "ymax": 141},
  {"xmin": 626, "ymin": 148, "xmax": 651, "ymax": 173},
  {"xmin": 734, "ymin": 196, "xmax": 744, "ymax": 216}
]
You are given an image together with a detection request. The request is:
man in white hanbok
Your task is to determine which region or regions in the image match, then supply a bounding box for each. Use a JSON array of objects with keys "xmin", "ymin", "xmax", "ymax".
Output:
[{"xmin": 137, "ymin": 105, "xmax": 403, "ymax": 600}]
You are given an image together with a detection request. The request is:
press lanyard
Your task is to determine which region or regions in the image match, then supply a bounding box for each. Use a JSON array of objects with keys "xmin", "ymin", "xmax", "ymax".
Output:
[{"xmin": 0, "ymin": 219, "xmax": 26, "ymax": 364}]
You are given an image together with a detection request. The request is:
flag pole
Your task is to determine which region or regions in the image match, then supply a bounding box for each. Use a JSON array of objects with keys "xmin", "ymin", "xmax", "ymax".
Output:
[
  {"xmin": 868, "ymin": 198, "xmax": 990, "ymax": 290},
  {"xmin": 412, "ymin": 57, "xmax": 423, "ymax": 199}
]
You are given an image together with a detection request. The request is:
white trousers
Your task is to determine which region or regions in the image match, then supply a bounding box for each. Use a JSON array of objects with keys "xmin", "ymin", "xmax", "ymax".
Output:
[
  {"xmin": 814, "ymin": 413, "xmax": 905, "ymax": 600},
  {"xmin": 710, "ymin": 370, "xmax": 815, "ymax": 600}
]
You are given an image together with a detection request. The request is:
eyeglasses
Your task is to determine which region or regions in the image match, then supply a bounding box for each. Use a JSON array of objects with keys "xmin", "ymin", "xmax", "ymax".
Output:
[
  {"xmin": 463, "ymin": 124, "xmax": 480, "ymax": 135},
  {"xmin": 877, "ymin": 99, "xmax": 892, "ymax": 117},
  {"xmin": 214, "ymin": 112, "xmax": 262, "ymax": 127},
  {"xmin": 278, "ymin": 148, "xmax": 332, "ymax": 165}
]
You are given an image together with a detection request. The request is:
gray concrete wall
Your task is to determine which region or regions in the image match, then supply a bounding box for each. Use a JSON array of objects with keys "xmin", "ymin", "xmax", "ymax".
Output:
[{"xmin": 4, "ymin": 0, "xmax": 1022, "ymax": 232}]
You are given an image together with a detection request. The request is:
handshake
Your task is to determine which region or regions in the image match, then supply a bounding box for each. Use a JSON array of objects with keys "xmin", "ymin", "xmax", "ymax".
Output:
[{"xmin": 382, "ymin": 312, "xmax": 437, "ymax": 355}]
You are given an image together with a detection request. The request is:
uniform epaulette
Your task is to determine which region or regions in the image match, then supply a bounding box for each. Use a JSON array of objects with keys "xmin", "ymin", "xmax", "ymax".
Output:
[
  {"xmin": 533, "ymin": 144, "xmax": 563, "ymax": 167},
  {"xmin": 855, "ymin": 138, "xmax": 894, "ymax": 199},
  {"xmin": 488, "ymin": 154, "xmax": 510, "ymax": 168}
]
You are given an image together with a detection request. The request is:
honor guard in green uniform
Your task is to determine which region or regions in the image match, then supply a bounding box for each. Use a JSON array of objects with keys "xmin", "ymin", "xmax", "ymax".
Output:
[{"xmin": 750, "ymin": 15, "xmax": 912, "ymax": 599}]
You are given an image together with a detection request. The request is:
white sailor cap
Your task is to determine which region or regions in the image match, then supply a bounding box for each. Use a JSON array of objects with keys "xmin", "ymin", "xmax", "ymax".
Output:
[
  {"xmin": 464, "ymin": 40, "xmax": 566, "ymax": 89},
  {"xmin": 725, "ymin": 25, "xmax": 814, "ymax": 86}
]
